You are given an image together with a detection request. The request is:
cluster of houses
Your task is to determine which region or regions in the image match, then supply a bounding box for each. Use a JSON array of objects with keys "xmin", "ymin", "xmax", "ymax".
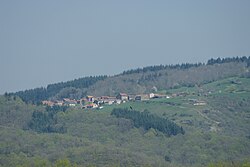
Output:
[
  {"xmin": 42, "ymin": 91, "xmax": 208, "ymax": 109},
  {"xmin": 42, "ymin": 93, "xmax": 171, "ymax": 109}
]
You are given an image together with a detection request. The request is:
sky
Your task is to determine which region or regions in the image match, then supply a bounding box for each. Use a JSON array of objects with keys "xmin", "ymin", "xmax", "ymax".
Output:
[{"xmin": 0, "ymin": 0, "xmax": 250, "ymax": 94}]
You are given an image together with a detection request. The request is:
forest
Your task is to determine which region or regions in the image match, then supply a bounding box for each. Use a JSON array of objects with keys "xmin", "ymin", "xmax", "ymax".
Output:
[
  {"xmin": 111, "ymin": 108, "xmax": 185, "ymax": 136},
  {"xmin": 28, "ymin": 108, "xmax": 67, "ymax": 134},
  {"xmin": 8, "ymin": 75, "xmax": 107, "ymax": 104}
]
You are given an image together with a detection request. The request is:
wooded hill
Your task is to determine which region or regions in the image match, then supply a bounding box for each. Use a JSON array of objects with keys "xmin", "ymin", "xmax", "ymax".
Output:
[
  {"xmin": 9, "ymin": 56, "xmax": 250, "ymax": 103},
  {"xmin": 1, "ymin": 56, "xmax": 250, "ymax": 166},
  {"xmin": 1, "ymin": 75, "xmax": 250, "ymax": 166}
]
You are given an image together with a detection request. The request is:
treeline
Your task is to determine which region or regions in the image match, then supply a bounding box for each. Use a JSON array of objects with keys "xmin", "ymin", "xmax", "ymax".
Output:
[
  {"xmin": 28, "ymin": 106, "xmax": 67, "ymax": 133},
  {"xmin": 111, "ymin": 108, "xmax": 185, "ymax": 136},
  {"xmin": 8, "ymin": 75, "xmax": 107, "ymax": 104},
  {"xmin": 121, "ymin": 56, "xmax": 250, "ymax": 75},
  {"xmin": 46, "ymin": 75, "xmax": 107, "ymax": 97},
  {"xmin": 121, "ymin": 63, "xmax": 204, "ymax": 75},
  {"xmin": 207, "ymin": 56, "xmax": 250, "ymax": 66}
]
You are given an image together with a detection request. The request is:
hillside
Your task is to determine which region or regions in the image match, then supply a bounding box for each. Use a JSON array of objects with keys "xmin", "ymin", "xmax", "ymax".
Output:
[
  {"xmin": 1, "ymin": 76, "xmax": 250, "ymax": 166},
  {"xmin": 9, "ymin": 57, "xmax": 250, "ymax": 103},
  {"xmin": 87, "ymin": 61, "xmax": 249, "ymax": 96}
]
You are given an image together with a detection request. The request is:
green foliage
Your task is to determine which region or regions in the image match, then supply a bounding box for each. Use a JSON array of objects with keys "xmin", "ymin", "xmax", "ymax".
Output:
[
  {"xmin": 111, "ymin": 108, "xmax": 185, "ymax": 136},
  {"xmin": 28, "ymin": 110, "xmax": 66, "ymax": 133},
  {"xmin": 10, "ymin": 75, "xmax": 107, "ymax": 104}
]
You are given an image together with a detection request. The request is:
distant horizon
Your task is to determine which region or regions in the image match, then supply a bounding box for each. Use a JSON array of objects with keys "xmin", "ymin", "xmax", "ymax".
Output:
[{"xmin": 1, "ymin": 1, "xmax": 250, "ymax": 94}]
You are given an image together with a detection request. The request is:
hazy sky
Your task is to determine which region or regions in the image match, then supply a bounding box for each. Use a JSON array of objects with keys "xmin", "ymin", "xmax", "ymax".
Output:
[{"xmin": 1, "ymin": 0, "xmax": 250, "ymax": 94}]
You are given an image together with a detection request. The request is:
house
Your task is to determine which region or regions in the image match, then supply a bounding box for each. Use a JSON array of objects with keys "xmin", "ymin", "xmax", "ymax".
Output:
[
  {"xmin": 149, "ymin": 93, "xmax": 155, "ymax": 98},
  {"xmin": 107, "ymin": 100, "xmax": 114, "ymax": 105},
  {"xmin": 100, "ymin": 96, "xmax": 110, "ymax": 100},
  {"xmin": 42, "ymin": 100, "xmax": 55, "ymax": 107},
  {"xmin": 135, "ymin": 96, "xmax": 142, "ymax": 101},
  {"xmin": 63, "ymin": 98, "xmax": 77, "ymax": 106},
  {"xmin": 105, "ymin": 98, "xmax": 116, "ymax": 105},
  {"xmin": 116, "ymin": 93, "xmax": 128, "ymax": 101},
  {"xmin": 97, "ymin": 96, "xmax": 116, "ymax": 105},
  {"xmin": 86, "ymin": 96, "xmax": 95, "ymax": 102},
  {"xmin": 128, "ymin": 95, "xmax": 136, "ymax": 101},
  {"xmin": 135, "ymin": 94, "xmax": 149, "ymax": 101},
  {"xmin": 83, "ymin": 103, "xmax": 98, "ymax": 109},
  {"xmin": 55, "ymin": 100, "xmax": 64, "ymax": 106}
]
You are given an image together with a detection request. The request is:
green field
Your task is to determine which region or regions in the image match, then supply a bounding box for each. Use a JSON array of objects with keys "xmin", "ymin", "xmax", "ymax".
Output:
[{"xmin": 1, "ymin": 77, "xmax": 250, "ymax": 167}]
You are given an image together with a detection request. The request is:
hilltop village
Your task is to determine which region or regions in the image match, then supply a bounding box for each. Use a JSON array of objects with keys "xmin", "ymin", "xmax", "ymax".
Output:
[
  {"xmin": 42, "ymin": 93, "xmax": 172, "ymax": 109},
  {"xmin": 42, "ymin": 92, "xmax": 207, "ymax": 109}
]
